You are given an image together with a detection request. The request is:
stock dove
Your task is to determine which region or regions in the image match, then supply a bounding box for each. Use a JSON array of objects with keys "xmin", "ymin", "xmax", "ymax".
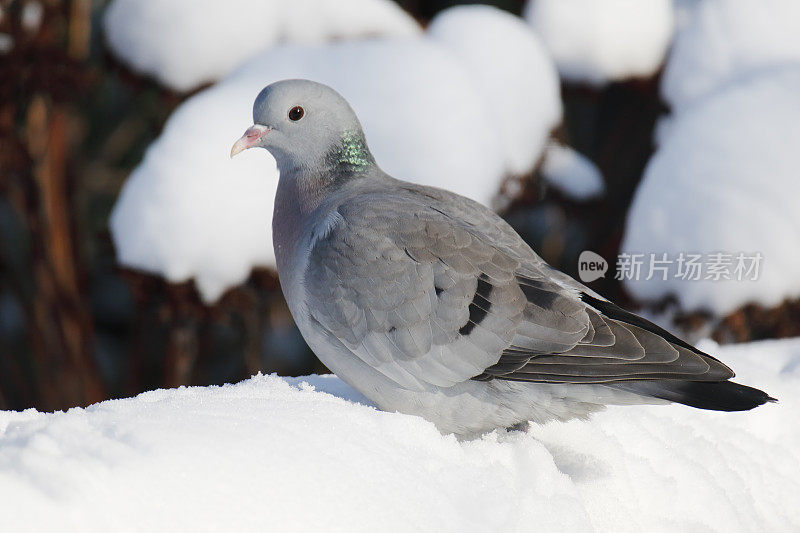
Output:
[{"xmin": 231, "ymin": 79, "xmax": 773, "ymax": 435}]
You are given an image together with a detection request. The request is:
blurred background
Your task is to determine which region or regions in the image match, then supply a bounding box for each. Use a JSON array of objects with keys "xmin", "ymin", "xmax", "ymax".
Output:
[{"xmin": 1, "ymin": 0, "xmax": 799, "ymax": 412}]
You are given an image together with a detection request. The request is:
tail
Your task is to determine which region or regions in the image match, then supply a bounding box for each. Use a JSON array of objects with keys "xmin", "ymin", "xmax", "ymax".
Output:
[{"xmin": 612, "ymin": 380, "xmax": 777, "ymax": 411}]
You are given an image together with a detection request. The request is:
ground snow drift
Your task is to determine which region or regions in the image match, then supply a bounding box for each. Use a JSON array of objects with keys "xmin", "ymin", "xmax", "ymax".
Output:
[
  {"xmin": 103, "ymin": 0, "xmax": 421, "ymax": 91},
  {"xmin": 1, "ymin": 337, "xmax": 798, "ymax": 532},
  {"xmin": 110, "ymin": 6, "xmax": 561, "ymax": 302},
  {"xmin": 524, "ymin": 0, "xmax": 674, "ymax": 84}
]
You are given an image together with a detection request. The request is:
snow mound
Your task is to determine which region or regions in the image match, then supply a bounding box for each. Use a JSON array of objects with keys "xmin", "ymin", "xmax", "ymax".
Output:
[
  {"xmin": 524, "ymin": 0, "xmax": 675, "ymax": 85},
  {"xmin": 1, "ymin": 337, "xmax": 798, "ymax": 532},
  {"xmin": 110, "ymin": 7, "xmax": 562, "ymax": 302},
  {"xmin": 621, "ymin": 68, "xmax": 800, "ymax": 315},
  {"xmin": 540, "ymin": 143, "xmax": 604, "ymax": 201},
  {"xmin": 103, "ymin": 0, "xmax": 421, "ymax": 92},
  {"xmin": 662, "ymin": 0, "xmax": 800, "ymax": 110},
  {"xmin": 109, "ymin": 81, "xmax": 279, "ymax": 299},
  {"xmin": 427, "ymin": 5, "xmax": 561, "ymax": 175}
]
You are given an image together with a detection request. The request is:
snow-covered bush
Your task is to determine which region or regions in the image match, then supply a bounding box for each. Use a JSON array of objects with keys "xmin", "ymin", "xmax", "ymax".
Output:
[
  {"xmin": 524, "ymin": 0, "xmax": 675, "ymax": 84},
  {"xmin": 110, "ymin": 6, "xmax": 561, "ymax": 302},
  {"xmin": 103, "ymin": 0, "xmax": 421, "ymax": 91},
  {"xmin": 662, "ymin": 0, "xmax": 800, "ymax": 111},
  {"xmin": 622, "ymin": 69, "xmax": 800, "ymax": 315},
  {"xmin": 427, "ymin": 6, "xmax": 561, "ymax": 175},
  {"xmin": 621, "ymin": 0, "xmax": 800, "ymax": 316},
  {"xmin": 1, "ymin": 337, "xmax": 798, "ymax": 532},
  {"xmin": 540, "ymin": 143, "xmax": 604, "ymax": 201}
]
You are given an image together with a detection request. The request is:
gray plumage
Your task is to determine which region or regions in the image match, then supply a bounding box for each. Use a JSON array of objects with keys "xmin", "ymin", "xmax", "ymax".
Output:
[{"xmin": 231, "ymin": 79, "xmax": 773, "ymax": 436}]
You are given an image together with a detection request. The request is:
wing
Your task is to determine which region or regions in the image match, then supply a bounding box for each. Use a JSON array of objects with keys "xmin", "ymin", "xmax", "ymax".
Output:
[{"xmin": 304, "ymin": 185, "xmax": 734, "ymax": 391}]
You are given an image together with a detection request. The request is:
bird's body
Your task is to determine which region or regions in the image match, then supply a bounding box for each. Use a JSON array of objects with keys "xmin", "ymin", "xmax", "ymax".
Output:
[
  {"xmin": 232, "ymin": 79, "xmax": 773, "ymax": 436},
  {"xmin": 275, "ymin": 173, "xmax": 656, "ymax": 434}
]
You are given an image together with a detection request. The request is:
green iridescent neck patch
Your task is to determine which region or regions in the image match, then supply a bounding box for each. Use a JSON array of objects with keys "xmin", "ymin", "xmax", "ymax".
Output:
[{"xmin": 336, "ymin": 131, "xmax": 373, "ymax": 169}]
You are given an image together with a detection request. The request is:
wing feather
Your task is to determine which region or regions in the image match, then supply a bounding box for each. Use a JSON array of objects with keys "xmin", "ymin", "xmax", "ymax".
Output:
[{"xmin": 304, "ymin": 185, "xmax": 732, "ymax": 391}]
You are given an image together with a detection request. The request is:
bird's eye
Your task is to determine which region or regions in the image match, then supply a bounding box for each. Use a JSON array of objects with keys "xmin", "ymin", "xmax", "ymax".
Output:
[{"xmin": 288, "ymin": 106, "xmax": 304, "ymax": 121}]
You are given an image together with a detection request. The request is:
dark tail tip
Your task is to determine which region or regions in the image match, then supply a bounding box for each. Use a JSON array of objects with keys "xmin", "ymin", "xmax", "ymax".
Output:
[{"xmin": 615, "ymin": 380, "xmax": 776, "ymax": 412}]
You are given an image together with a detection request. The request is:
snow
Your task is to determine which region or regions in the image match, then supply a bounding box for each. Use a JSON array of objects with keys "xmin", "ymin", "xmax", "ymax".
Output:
[
  {"xmin": 109, "ymin": 81, "xmax": 279, "ymax": 299},
  {"xmin": 524, "ymin": 0, "xmax": 675, "ymax": 85},
  {"xmin": 2, "ymin": 337, "xmax": 798, "ymax": 532},
  {"xmin": 427, "ymin": 6, "xmax": 561, "ymax": 175},
  {"xmin": 540, "ymin": 143, "xmax": 604, "ymax": 201},
  {"xmin": 21, "ymin": 1, "xmax": 43, "ymax": 33},
  {"xmin": 662, "ymin": 0, "xmax": 800, "ymax": 111},
  {"xmin": 102, "ymin": 0, "xmax": 421, "ymax": 92},
  {"xmin": 622, "ymin": 25, "xmax": 800, "ymax": 316},
  {"xmin": 622, "ymin": 68, "xmax": 800, "ymax": 314},
  {"xmin": 110, "ymin": 6, "xmax": 562, "ymax": 302}
]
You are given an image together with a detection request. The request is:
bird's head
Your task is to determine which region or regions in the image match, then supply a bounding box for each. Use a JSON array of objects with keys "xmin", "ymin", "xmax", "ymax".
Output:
[{"xmin": 231, "ymin": 79, "xmax": 375, "ymax": 174}]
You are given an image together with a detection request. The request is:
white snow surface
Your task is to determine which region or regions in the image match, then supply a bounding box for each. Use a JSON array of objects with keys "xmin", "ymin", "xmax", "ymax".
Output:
[
  {"xmin": 110, "ymin": 6, "xmax": 562, "ymax": 302},
  {"xmin": 540, "ymin": 142, "xmax": 604, "ymax": 201},
  {"xmin": 622, "ymin": 66, "xmax": 800, "ymax": 315},
  {"xmin": 524, "ymin": 0, "xmax": 675, "ymax": 85},
  {"xmin": 102, "ymin": 0, "xmax": 421, "ymax": 92},
  {"xmin": 662, "ymin": 0, "xmax": 800, "ymax": 111},
  {"xmin": 1, "ymin": 337, "xmax": 798, "ymax": 532}
]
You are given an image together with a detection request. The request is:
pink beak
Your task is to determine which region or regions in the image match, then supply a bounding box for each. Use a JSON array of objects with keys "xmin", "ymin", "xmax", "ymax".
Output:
[{"xmin": 230, "ymin": 124, "xmax": 271, "ymax": 158}]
